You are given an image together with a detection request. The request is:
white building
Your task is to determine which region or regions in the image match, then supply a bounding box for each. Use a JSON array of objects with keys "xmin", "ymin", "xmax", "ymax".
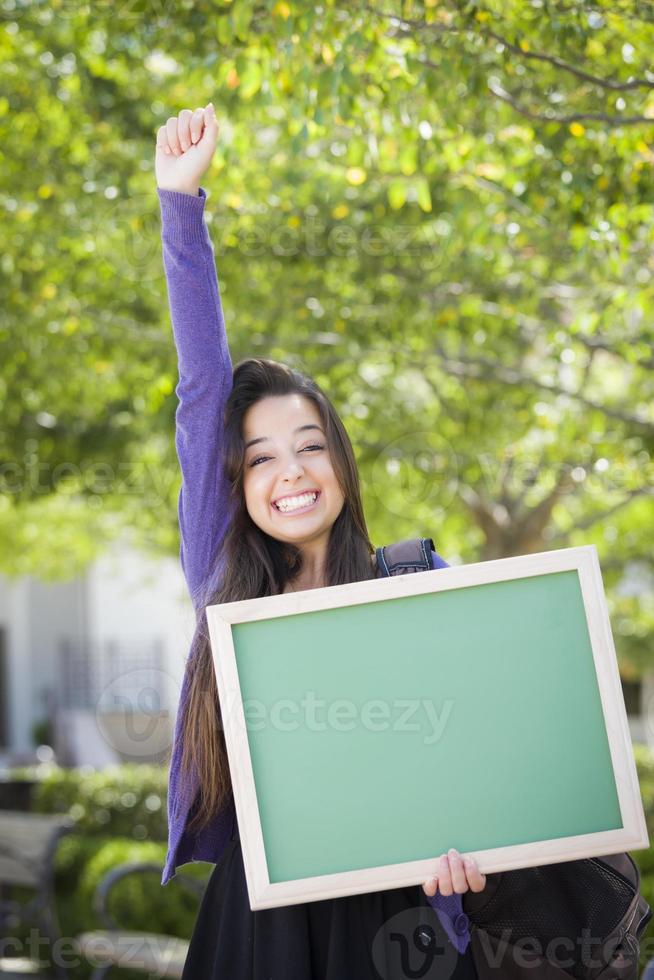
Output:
[{"xmin": 0, "ymin": 535, "xmax": 195, "ymax": 767}]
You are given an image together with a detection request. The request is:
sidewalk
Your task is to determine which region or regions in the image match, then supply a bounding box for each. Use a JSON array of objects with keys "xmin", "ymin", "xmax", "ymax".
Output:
[{"xmin": 0, "ymin": 960, "xmax": 51, "ymax": 979}]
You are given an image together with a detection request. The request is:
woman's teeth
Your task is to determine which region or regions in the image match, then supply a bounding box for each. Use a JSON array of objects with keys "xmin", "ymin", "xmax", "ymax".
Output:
[{"xmin": 274, "ymin": 491, "xmax": 318, "ymax": 513}]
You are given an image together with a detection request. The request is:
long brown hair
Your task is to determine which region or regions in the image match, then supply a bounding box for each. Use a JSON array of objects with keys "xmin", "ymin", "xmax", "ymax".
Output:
[{"xmin": 181, "ymin": 358, "xmax": 376, "ymax": 830}]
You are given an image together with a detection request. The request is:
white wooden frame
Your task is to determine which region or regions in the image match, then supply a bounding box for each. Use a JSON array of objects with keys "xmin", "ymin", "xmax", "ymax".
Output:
[{"xmin": 205, "ymin": 545, "xmax": 648, "ymax": 910}]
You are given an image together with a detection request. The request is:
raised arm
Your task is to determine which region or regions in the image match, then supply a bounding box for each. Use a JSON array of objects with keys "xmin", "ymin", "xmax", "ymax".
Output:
[{"xmin": 155, "ymin": 105, "xmax": 232, "ymax": 607}]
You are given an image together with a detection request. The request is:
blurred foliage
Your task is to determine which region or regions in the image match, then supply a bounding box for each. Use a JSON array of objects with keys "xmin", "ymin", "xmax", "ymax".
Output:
[
  {"xmin": 5, "ymin": 766, "xmax": 206, "ymax": 978},
  {"xmin": 53, "ymin": 834, "xmax": 209, "ymax": 980},
  {"xmin": 11, "ymin": 751, "xmax": 654, "ymax": 977},
  {"xmin": 24, "ymin": 762, "xmax": 169, "ymax": 839},
  {"xmin": 1, "ymin": 0, "xmax": 653, "ymax": 668}
]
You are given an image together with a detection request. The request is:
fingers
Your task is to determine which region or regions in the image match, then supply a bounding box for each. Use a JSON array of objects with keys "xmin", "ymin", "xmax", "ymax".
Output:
[
  {"xmin": 156, "ymin": 124, "xmax": 171, "ymax": 155},
  {"xmin": 463, "ymin": 855, "xmax": 487, "ymax": 893},
  {"xmin": 165, "ymin": 115, "xmax": 182, "ymax": 156},
  {"xmin": 449, "ymin": 849, "xmax": 470, "ymax": 893},
  {"xmin": 190, "ymin": 107, "xmax": 205, "ymax": 144},
  {"xmin": 422, "ymin": 850, "xmax": 486, "ymax": 897},
  {"xmin": 422, "ymin": 875, "xmax": 438, "ymax": 898},
  {"xmin": 157, "ymin": 105, "xmax": 217, "ymax": 157},
  {"xmin": 436, "ymin": 851, "xmax": 458, "ymax": 896},
  {"xmin": 203, "ymin": 102, "xmax": 220, "ymax": 142},
  {"xmin": 177, "ymin": 108, "xmax": 194, "ymax": 152},
  {"xmin": 161, "ymin": 111, "xmax": 193, "ymax": 157}
]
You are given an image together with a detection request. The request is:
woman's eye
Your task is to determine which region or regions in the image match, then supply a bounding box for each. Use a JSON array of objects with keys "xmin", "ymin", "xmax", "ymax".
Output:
[{"xmin": 248, "ymin": 444, "xmax": 324, "ymax": 468}]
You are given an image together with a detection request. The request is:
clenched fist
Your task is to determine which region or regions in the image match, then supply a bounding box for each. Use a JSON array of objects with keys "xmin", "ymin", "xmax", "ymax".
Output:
[{"xmin": 155, "ymin": 103, "xmax": 220, "ymax": 197}]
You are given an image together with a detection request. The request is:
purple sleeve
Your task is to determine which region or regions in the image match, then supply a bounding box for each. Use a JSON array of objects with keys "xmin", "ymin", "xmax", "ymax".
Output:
[
  {"xmin": 157, "ymin": 186, "xmax": 233, "ymax": 607},
  {"xmin": 431, "ymin": 549, "xmax": 449, "ymax": 570}
]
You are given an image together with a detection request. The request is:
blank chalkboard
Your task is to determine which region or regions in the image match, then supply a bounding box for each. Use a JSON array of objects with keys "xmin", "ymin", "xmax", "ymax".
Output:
[{"xmin": 206, "ymin": 546, "xmax": 647, "ymax": 910}]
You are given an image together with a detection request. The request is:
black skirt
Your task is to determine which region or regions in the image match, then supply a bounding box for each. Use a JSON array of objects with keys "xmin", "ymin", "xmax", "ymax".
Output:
[{"xmin": 182, "ymin": 838, "xmax": 478, "ymax": 980}]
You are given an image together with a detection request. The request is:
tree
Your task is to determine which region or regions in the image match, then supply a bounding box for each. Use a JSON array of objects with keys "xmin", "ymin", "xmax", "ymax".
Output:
[{"xmin": 1, "ymin": 0, "xmax": 652, "ymax": 668}]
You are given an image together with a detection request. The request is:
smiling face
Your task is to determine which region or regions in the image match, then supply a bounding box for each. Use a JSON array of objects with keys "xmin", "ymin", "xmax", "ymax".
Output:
[{"xmin": 241, "ymin": 394, "xmax": 346, "ymax": 555}]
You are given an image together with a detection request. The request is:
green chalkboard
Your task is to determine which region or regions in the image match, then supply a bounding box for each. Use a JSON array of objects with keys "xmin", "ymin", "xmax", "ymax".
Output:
[
  {"xmin": 207, "ymin": 546, "xmax": 647, "ymax": 907},
  {"xmin": 231, "ymin": 569, "xmax": 621, "ymax": 883}
]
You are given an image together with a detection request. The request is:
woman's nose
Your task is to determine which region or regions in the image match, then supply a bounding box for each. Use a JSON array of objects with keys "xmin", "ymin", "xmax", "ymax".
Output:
[{"xmin": 281, "ymin": 459, "xmax": 305, "ymax": 481}]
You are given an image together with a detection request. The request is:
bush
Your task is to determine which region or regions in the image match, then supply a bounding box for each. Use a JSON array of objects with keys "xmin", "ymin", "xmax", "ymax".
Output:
[
  {"xmin": 54, "ymin": 833, "xmax": 209, "ymax": 939},
  {"xmin": 20, "ymin": 763, "xmax": 169, "ymax": 841},
  {"xmin": 6, "ymin": 763, "xmax": 191, "ymax": 978},
  {"xmin": 52, "ymin": 834, "xmax": 211, "ymax": 980}
]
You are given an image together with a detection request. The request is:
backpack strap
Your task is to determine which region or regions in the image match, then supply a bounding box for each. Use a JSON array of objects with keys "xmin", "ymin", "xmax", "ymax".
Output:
[{"xmin": 375, "ymin": 537, "xmax": 435, "ymax": 577}]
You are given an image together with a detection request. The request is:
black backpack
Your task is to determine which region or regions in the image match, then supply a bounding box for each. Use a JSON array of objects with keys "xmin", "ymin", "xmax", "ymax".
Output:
[
  {"xmin": 375, "ymin": 537, "xmax": 434, "ymax": 577},
  {"xmin": 375, "ymin": 537, "xmax": 651, "ymax": 979}
]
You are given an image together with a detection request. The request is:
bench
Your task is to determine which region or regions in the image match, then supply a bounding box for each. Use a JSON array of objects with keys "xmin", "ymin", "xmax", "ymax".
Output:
[
  {"xmin": 0, "ymin": 809, "xmax": 74, "ymax": 979},
  {"xmin": 76, "ymin": 862, "xmax": 206, "ymax": 979}
]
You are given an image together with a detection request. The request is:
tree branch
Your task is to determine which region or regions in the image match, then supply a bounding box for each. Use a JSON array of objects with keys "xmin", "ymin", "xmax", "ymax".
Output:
[
  {"xmin": 467, "ymin": 175, "xmax": 550, "ymax": 226},
  {"xmin": 363, "ymin": 4, "xmax": 461, "ymax": 35},
  {"xmin": 449, "ymin": 298, "xmax": 654, "ymax": 374},
  {"xmin": 573, "ymin": 333, "xmax": 654, "ymax": 370},
  {"xmin": 367, "ymin": 6, "xmax": 654, "ymax": 93},
  {"xmin": 484, "ymin": 80, "xmax": 654, "ymax": 126},
  {"xmin": 426, "ymin": 347, "xmax": 654, "ymax": 432},
  {"xmin": 485, "ymin": 27, "xmax": 654, "ymax": 93},
  {"xmin": 516, "ymin": 469, "xmax": 575, "ymax": 548},
  {"xmin": 547, "ymin": 487, "xmax": 654, "ymax": 539}
]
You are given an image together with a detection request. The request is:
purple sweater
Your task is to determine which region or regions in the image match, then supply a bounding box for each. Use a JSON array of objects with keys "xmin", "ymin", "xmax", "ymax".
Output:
[{"xmin": 157, "ymin": 186, "xmax": 470, "ymax": 954}]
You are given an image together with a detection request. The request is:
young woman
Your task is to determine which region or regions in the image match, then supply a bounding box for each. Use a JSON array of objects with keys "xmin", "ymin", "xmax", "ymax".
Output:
[
  {"xmin": 154, "ymin": 103, "xmax": 486, "ymax": 979},
  {"xmin": 153, "ymin": 105, "xmax": 649, "ymax": 980}
]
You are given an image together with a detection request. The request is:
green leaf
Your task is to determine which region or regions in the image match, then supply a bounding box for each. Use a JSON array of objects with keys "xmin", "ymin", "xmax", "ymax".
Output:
[
  {"xmin": 416, "ymin": 177, "xmax": 432, "ymax": 212},
  {"xmin": 232, "ymin": 0, "xmax": 253, "ymax": 41},
  {"xmin": 239, "ymin": 62, "xmax": 262, "ymax": 100},
  {"xmin": 387, "ymin": 180, "xmax": 407, "ymax": 210},
  {"xmin": 399, "ymin": 142, "xmax": 417, "ymax": 176},
  {"xmin": 216, "ymin": 13, "xmax": 234, "ymax": 45}
]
